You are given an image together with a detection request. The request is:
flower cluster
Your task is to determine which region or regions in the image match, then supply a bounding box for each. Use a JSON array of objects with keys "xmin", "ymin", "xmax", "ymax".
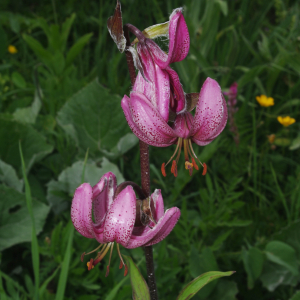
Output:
[
  {"xmin": 71, "ymin": 172, "xmax": 180, "ymax": 276},
  {"xmin": 122, "ymin": 9, "xmax": 227, "ymax": 177}
]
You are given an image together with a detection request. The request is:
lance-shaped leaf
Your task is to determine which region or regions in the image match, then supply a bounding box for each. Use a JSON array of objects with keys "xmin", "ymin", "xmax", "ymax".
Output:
[
  {"xmin": 176, "ymin": 271, "xmax": 235, "ymax": 300},
  {"xmin": 124, "ymin": 256, "xmax": 150, "ymax": 300},
  {"xmin": 107, "ymin": 0, "xmax": 126, "ymax": 53}
]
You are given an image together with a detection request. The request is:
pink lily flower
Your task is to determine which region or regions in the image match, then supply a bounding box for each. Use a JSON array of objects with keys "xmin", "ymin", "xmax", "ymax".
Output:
[
  {"xmin": 71, "ymin": 172, "xmax": 180, "ymax": 276},
  {"xmin": 127, "ymin": 8, "xmax": 190, "ymax": 118},
  {"xmin": 121, "ymin": 77, "xmax": 228, "ymax": 177}
]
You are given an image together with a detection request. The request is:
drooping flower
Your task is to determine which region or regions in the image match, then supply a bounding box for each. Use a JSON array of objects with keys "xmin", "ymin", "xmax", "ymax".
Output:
[
  {"xmin": 8, "ymin": 45, "xmax": 18, "ymax": 54},
  {"xmin": 71, "ymin": 172, "xmax": 180, "ymax": 276},
  {"xmin": 256, "ymin": 95, "xmax": 274, "ymax": 107},
  {"xmin": 121, "ymin": 77, "xmax": 228, "ymax": 177},
  {"xmin": 277, "ymin": 116, "xmax": 296, "ymax": 127},
  {"xmin": 126, "ymin": 8, "xmax": 189, "ymax": 119},
  {"xmin": 224, "ymin": 82, "xmax": 239, "ymax": 145}
]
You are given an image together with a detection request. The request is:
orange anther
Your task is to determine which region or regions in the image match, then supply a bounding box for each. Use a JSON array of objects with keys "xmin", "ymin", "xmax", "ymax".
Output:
[
  {"xmin": 87, "ymin": 259, "xmax": 94, "ymax": 271},
  {"xmin": 81, "ymin": 252, "xmax": 86, "ymax": 262},
  {"xmin": 105, "ymin": 265, "xmax": 110, "ymax": 277},
  {"xmin": 119, "ymin": 260, "xmax": 124, "ymax": 269},
  {"xmin": 124, "ymin": 265, "xmax": 128, "ymax": 276},
  {"xmin": 185, "ymin": 161, "xmax": 193, "ymax": 170},
  {"xmin": 192, "ymin": 158, "xmax": 199, "ymax": 170},
  {"xmin": 202, "ymin": 163, "xmax": 207, "ymax": 175},
  {"xmin": 161, "ymin": 163, "xmax": 166, "ymax": 177}
]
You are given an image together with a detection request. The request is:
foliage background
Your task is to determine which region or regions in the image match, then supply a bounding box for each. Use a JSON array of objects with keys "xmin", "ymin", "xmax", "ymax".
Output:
[{"xmin": 0, "ymin": 0, "xmax": 300, "ymax": 299}]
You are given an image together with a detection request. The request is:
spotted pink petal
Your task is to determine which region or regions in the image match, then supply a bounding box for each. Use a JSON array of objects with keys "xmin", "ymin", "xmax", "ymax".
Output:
[
  {"xmin": 124, "ymin": 91, "xmax": 178, "ymax": 146},
  {"xmin": 126, "ymin": 206, "xmax": 180, "ymax": 249},
  {"xmin": 190, "ymin": 77, "xmax": 228, "ymax": 145},
  {"xmin": 121, "ymin": 95, "xmax": 170, "ymax": 147},
  {"xmin": 92, "ymin": 172, "xmax": 117, "ymax": 226},
  {"xmin": 133, "ymin": 65, "xmax": 170, "ymax": 122},
  {"xmin": 103, "ymin": 186, "xmax": 136, "ymax": 247},
  {"xmin": 71, "ymin": 183, "xmax": 94, "ymax": 239},
  {"xmin": 148, "ymin": 8, "xmax": 190, "ymax": 69},
  {"xmin": 173, "ymin": 112, "xmax": 193, "ymax": 139}
]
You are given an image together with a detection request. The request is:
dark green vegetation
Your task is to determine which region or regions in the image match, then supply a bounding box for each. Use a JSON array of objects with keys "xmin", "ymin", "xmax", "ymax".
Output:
[{"xmin": 0, "ymin": 0, "xmax": 300, "ymax": 299}]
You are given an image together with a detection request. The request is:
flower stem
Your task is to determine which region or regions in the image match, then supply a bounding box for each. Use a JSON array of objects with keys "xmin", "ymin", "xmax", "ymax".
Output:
[{"xmin": 124, "ymin": 25, "xmax": 158, "ymax": 300}]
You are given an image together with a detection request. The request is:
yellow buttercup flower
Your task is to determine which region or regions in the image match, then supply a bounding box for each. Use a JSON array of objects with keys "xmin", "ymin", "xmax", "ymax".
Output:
[
  {"xmin": 8, "ymin": 45, "xmax": 18, "ymax": 54},
  {"xmin": 256, "ymin": 95, "xmax": 274, "ymax": 107},
  {"xmin": 277, "ymin": 116, "xmax": 296, "ymax": 127}
]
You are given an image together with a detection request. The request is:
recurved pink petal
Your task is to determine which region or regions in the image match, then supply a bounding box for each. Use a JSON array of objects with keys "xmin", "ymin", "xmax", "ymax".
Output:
[
  {"xmin": 121, "ymin": 95, "xmax": 170, "ymax": 147},
  {"xmin": 148, "ymin": 8, "xmax": 190, "ymax": 69},
  {"xmin": 92, "ymin": 172, "xmax": 117, "ymax": 226},
  {"xmin": 126, "ymin": 207, "xmax": 180, "ymax": 249},
  {"xmin": 127, "ymin": 91, "xmax": 178, "ymax": 146},
  {"xmin": 71, "ymin": 183, "xmax": 94, "ymax": 239},
  {"xmin": 151, "ymin": 189, "xmax": 165, "ymax": 221},
  {"xmin": 167, "ymin": 67, "xmax": 186, "ymax": 113},
  {"xmin": 133, "ymin": 66, "xmax": 170, "ymax": 122},
  {"xmin": 190, "ymin": 78, "xmax": 228, "ymax": 144},
  {"xmin": 103, "ymin": 186, "xmax": 136, "ymax": 247}
]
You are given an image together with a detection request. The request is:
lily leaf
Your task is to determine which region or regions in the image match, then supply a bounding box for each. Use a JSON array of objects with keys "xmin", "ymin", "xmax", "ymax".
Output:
[
  {"xmin": 176, "ymin": 271, "xmax": 235, "ymax": 300},
  {"xmin": 124, "ymin": 256, "xmax": 150, "ymax": 300}
]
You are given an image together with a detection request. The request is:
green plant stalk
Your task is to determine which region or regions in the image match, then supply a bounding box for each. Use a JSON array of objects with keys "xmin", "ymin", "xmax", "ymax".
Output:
[{"xmin": 19, "ymin": 141, "xmax": 40, "ymax": 300}]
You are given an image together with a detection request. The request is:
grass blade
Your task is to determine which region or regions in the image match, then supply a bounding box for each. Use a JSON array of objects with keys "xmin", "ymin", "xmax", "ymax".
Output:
[{"xmin": 19, "ymin": 141, "xmax": 39, "ymax": 300}]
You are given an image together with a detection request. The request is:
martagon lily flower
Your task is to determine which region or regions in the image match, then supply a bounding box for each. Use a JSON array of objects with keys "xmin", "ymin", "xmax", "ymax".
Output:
[
  {"xmin": 127, "ymin": 8, "xmax": 190, "ymax": 120},
  {"xmin": 71, "ymin": 172, "xmax": 180, "ymax": 276},
  {"xmin": 121, "ymin": 77, "xmax": 228, "ymax": 177}
]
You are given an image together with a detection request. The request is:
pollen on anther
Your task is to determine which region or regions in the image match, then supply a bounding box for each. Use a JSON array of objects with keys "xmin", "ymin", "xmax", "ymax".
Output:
[
  {"xmin": 171, "ymin": 160, "xmax": 176, "ymax": 174},
  {"xmin": 87, "ymin": 259, "xmax": 94, "ymax": 271},
  {"xmin": 202, "ymin": 163, "xmax": 207, "ymax": 175},
  {"xmin": 161, "ymin": 163, "xmax": 166, "ymax": 177}
]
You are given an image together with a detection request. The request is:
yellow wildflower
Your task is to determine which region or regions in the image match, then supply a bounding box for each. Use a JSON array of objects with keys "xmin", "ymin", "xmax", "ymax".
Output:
[
  {"xmin": 267, "ymin": 134, "xmax": 275, "ymax": 144},
  {"xmin": 277, "ymin": 116, "xmax": 296, "ymax": 127},
  {"xmin": 256, "ymin": 95, "xmax": 274, "ymax": 107},
  {"xmin": 8, "ymin": 45, "xmax": 18, "ymax": 54}
]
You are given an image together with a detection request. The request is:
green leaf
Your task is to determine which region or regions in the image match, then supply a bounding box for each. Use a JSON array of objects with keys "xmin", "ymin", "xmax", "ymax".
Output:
[
  {"xmin": 0, "ymin": 117, "xmax": 53, "ymax": 172},
  {"xmin": 22, "ymin": 34, "xmax": 54, "ymax": 70},
  {"xmin": 176, "ymin": 271, "xmax": 235, "ymax": 300},
  {"xmin": 260, "ymin": 261, "xmax": 298, "ymax": 292},
  {"xmin": 215, "ymin": 0, "xmax": 228, "ymax": 16},
  {"xmin": 13, "ymin": 90, "xmax": 42, "ymax": 124},
  {"xmin": 290, "ymin": 134, "xmax": 300, "ymax": 151},
  {"xmin": 0, "ymin": 184, "xmax": 50, "ymax": 251},
  {"xmin": 209, "ymin": 280, "xmax": 238, "ymax": 300},
  {"xmin": 11, "ymin": 71, "xmax": 26, "ymax": 88},
  {"xmin": 57, "ymin": 79, "xmax": 130, "ymax": 156},
  {"xmin": 0, "ymin": 26, "xmax": 8, "ymax": 59},
  {"xmin": 66, "ymin": 33, "xmax": 93, "ymax": 67},
  {"xmin": 55, "ymin": 221, "xmax": 74, "ymax": 300},
  {"xmin": 124, "ymin": 256, "xmax": 150, "ymax": 300},
  {"xmin": 0, "ymin": 160, "xmax": 23, "ymax": 192},
  {"xmin": 290, "ymin": 290, "xmax": 300, "ymax": 300},
  {"xmin": 265, "ymin": 241, "xmax": 298, "ymax": 275},
  {"xmin": 242, "ymin": 247, "xmax": 265, "ymax": 289},
  {"xmin": 19, "ymin": 142, "xmax": 40, "ymax": 299},
  {"xmin": 189, "ymin": 247, "xmax": 219, "ymax": 299}
]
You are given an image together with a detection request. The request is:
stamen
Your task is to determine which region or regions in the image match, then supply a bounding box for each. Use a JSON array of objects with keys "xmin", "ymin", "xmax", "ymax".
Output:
[
  {"xmin": 188, "ymin": 139, "xmax": 207, "ymax": 175},
  {"xmin": 105, "ymin": 265, "xmax": 110, "ymax": 277},
  {"xmin": 93, "ymin": 243, "xmax": 111, "ymax": 266},
  {"xmin": 192, "ymin": 158, "xmax": 199, "ymax": 170},
  {"xmin": 202, "ymin": 163, "xmax": 207, "ymax": 175},
  {"xmin": 161, "ymin": 163, "xmax": 166, "ymax": 177},
  {"xmin": 87, "ymin": 259, "xmax": 94, "ymax": 271},
  {"xmin": 117, "ymin": 244, "xmax": 128, "ymax": 277},
  {"xmin": 81, "ymin": 252, "xmax": 86, "ymax": 262},
  {"xmin": 85, "ymin": 244, "xmax": 104, "ymax": 256},
  {"xmin": 161, "ymin": 138, "xmax": 182, "ymax": 176},
  {"xmin": 185, "ymin": 161, "xmax": 193, "ymax": 170}
]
